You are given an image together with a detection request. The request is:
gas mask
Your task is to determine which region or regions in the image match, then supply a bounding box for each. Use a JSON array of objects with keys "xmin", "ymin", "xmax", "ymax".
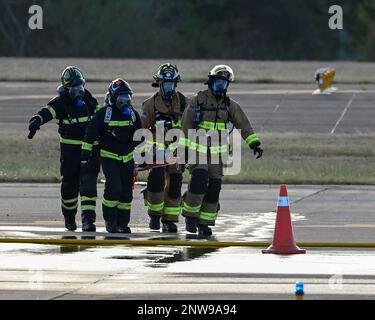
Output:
[
  {"xmin": 161, "ymin": 81, "xmax": 176, "ymax": 101},
  {"xmin": 212, "ymin": 79, "xmax": 229, "ymax": 96},
  {"xmin": 68, "ymin": 85, "xmax": 85, "ymax": 101},
  {"xmin": 116, "ymin": 93, "xmax": 132, "ymax": 116}
]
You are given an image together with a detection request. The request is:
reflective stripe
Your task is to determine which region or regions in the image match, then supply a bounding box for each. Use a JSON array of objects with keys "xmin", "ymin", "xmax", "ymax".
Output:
[
  {"xmin": 100, "ymin": 149, "xmax": 121, "ymax": 161},
  {"xmin": 81, "ymin": 205, "xmax": 96, "ymax": 211},
  {"xmin": 100, "ymin": 149, "xmax": 134, "ymax": 163},
  {"xmin": 246, "ymin": 134, "xmax": 259, "ymax": 145},
  {"xmin": 96, "ymin": 104, "xmax": 102, "ymax": 111},
  {"xmin": 35, "ymin": 114, "xmax": 44, "ymax": 124},
  {"xmin": 189, "ymin": 142, "xmax": 208, "ymax": 154},
  {"xmin": 108, "ymin": 120, "xmax": 133, "ymax": 127},
  {"xmin": 118, "ymin": 202, "xmax": 132, "ymax": 210},
  {"xmin": 62, "ymin": 203, "xmax": 78, "ymax": 210},
  {"xmin": 147, "ymin": 201, "xmax": 164, "ymax": 212},
  {"xmin": 62, "ymin": 116, "xmax": 91, "ymax": 125},
  {"xmin": 197, "ymin": 121, "xmax": 226, "ymax": 131},
  {"xmin": 82, "ymin": 142, "xmax": 93, "ymax": 151},
  {"xmin": 103, "ymin": 198, "xmax": 118, "ymax": 208},
  {"xmin": 60, "ymin": 137, "xmax": 83, "ymax": 145},
  {"xmin": 42, "ymin": 105, "xmax": 56, "ymax": 119},
  {"xmin": 178, "ymin": 137, "xmax": 190, "ymax": 148},
  {"xmin": 81, "ymin": 196, "xmax": 97, "ymax": 202},
  {"xmin": 122, "ymin": 152, "xmax": 134, "ymax": 163},
  {"xmin": 278, "ymin": 196, "xmax": 289, "ymax": 207},
  {"xmin": 164, "ymin": 207, "xmax": 181, "ymax": 216},
  {"xmin": 172, "ymin": 120, "xmax": 182, "ymax": 128},
  {"xmin": 182, "ymin": 201, "xmax": 201, "ymax": 213},
  {"xmin": 62, "ymin": 197, "xmax": 78, "ymax": 204},
  {"xmin": 199, "ymin": 211, "xmax": 218, "ymax": 221},
  {"xmin": 210, "ymin": 144, "xmax": 229, "ymax": 154}
]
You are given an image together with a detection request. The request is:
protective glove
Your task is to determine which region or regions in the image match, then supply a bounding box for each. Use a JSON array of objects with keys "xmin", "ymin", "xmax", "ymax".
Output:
[
  {"xmin": 250, "ymin": 141, "xmax": 263, "ymax": 159},
  {"xmin": 28, "ymin": 116, "xmax": 42, "ymax": 139}
]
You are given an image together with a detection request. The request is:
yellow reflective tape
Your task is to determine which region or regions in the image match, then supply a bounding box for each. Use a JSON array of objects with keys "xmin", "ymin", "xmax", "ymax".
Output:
[
  {"xmin": 62, "ymin": 117, "xmax": 91, "ymax": 125},
  {"xmin": 122, "ymin": 152, "xmax": 134, "ymax": 163},
  {"xmin": 62, "ymin": 203, "xmax": 78, "ymax": 210},
  {"xmin": 96, "ymin": 104, "xmax": 102, "ymax": 111},
  {"xmin": 62, "ymin": 197, "xmax": 78, "ymax": 204},
  {"xmin": 198, "ymin": 121, "xmax": 226, "ymax": 131},
  {"xmin": 80, "ymin": 196, "xmax": 97, "ymax": 202},
  {"xmin": 60, "ymin": 138, "xmax": 83, "ymax": 145},
  {"xmin": 81, "ymin": 205, "xmax": 96, "ymax": 211},
  {"xmin": 43, "ymin": 105, "xmax": 56, "ymax": 119},
  {"xmin": 82, "ymin": 142, "xmax": 93, "ymax": 151},
  {"xmin": 178, "ymin": 137, "xmax": 190, "ymax": 147},
  {"xmin": 147, "ymin": 201, "xmax": 164, "ymax": 212},
  {"xmin": 103, "ymin": 198, "xmax": 118, "ymax": 208},
  {"xmin": 246, "ymin": 134, "xmax": 259, "ymax": 145},
  {"xmin": 118, "ymin": 202, "xmax": 132, "ymax": 210},
  {"xmin": 189, "ymin": 142, "xmax": 208, "ymax": 154},
  {"xmin": 100, "ymin": 149, "xmax": 121, "ymax": 161},
  {"xmin": 35, "ymin": 114, "xmax": 44, "ymax": 124},
  {"xmin": 182, "ymin": 201, "xmax": 201, "ymax": 213},
  {"xmin": 164, "ymin": 207, "xmax": 181, "ymax": 216},
  {"xmin": 210, "ymin": 144, "xmax": 229, "ymax": 154},
  {"xmin": 108, "ymin": 120, "xmax": 133, "ymax": 127}
]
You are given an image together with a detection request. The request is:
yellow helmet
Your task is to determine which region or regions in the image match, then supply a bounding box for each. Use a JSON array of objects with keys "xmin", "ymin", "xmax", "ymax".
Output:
[
  {"xmin": 315, "ymin": 67, "xmax": 336, "ymax": 91},
  {"xmin": 207, "ymin": 65, "xmax": 234, "ymax": 82}
]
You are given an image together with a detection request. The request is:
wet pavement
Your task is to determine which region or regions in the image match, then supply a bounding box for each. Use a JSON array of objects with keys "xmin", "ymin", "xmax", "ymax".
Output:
[{"xmin": 0, "ymin": 184, "xmax": 375, "ymax": 299}]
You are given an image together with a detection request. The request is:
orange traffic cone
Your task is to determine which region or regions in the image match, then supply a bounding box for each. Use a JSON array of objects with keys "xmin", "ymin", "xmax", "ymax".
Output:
[{"xmin": 262, "ymin": 185, "xmax": 306, "ymax": 255}]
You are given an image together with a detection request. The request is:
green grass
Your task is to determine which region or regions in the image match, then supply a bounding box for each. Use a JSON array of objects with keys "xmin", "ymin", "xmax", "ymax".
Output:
[
  {"xmin": 2, "ymin": 58, "xmax": 375, "ymax": 83},
  {"xmin": 1, "ymin": 132, "xmax": 374, "ymax": 184}
]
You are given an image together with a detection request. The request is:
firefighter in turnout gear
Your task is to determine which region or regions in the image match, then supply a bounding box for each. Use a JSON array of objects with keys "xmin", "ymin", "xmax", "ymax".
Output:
[
  {"xmin": 82, "ymin": 79, "xmax": 142, "ymax": 233},
  {"xmin": 179, "ymin": 65, "xmax": 263, "ymax": 236},
  {"xmin": 140, "ymin": 63, "xmax": 188, "ymax": 233},
  {"xmin": 28, "ymin": 66, "xmax": 101, "ymax": 232}
]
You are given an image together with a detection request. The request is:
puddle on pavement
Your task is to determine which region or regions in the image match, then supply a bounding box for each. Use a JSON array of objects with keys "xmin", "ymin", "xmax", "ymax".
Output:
[{"xmin": 107, "ymin": 247, "xmax": 219, "ymax": 269}]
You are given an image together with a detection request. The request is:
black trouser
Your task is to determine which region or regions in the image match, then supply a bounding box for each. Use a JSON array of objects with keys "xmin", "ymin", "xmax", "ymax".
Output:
[
  {"xmin": 101, "ymin": 157, "xmax": 134, "ymax": 228},
  {"xmin": 60, "ymin": 143, "xmax": 99, "ymax": 222}
]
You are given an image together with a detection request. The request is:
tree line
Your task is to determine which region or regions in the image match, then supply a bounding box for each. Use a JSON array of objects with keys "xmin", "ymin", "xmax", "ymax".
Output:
[{"xmin": 0, "ymin": 0, "xmax": 374, "ymax": 61}]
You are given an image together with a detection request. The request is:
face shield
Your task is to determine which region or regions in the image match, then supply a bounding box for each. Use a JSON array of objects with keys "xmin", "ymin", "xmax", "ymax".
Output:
[
  {"xmin": 68, "ymin": 85, "xmax": 85, "ymax": 100},
  {"xmin": 212, "ymin": 78, "xmax": 229, "ymax": 96},
  {"xmin": 116, "ymin": 93, "xmax": 132, "ymax": 115},
  {"xmin": 161, "ymin": 81, "xmax": 177, "ymax": 101}
]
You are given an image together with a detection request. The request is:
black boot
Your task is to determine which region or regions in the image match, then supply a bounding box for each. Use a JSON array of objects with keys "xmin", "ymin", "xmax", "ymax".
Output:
[
  {"xmin": 105, "ymin": 220, "xmax": 119, "ymax": 233},
  {"xmin": 82, "ymin": 212, "xmax": 96, "ymax": 232},
  {"xmin": 118, "ymin": 211, "xmax": 131, "ymax": 234},
  {"xmin": 185, "ymin": 217, "xmax": 198, "ymax": 233},
  {"xmin": 149, "ymin": 216, "xmax": 161, "ymax": 230},
  {"xmin": 162, "ymin": 220, "xmax": 178, "ymax": 233},
  {"xmin": 198, "ymin": 224, "xmax": 212, "ymax": 236},
  {"xmin": 64, "ymin": 215, "xmax": 77, "ymax": 231},
  {"xmin": 104, "ymin": 208, "xmax": 118, "ymax": 233}
]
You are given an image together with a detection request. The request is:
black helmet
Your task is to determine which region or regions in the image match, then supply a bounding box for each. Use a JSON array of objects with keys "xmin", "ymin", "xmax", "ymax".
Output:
[
  {"xmin": 108, "ymin": 78, "xmax": 133, "ymax": 104},
  {"xmin": 61, "ymin": 66, "xmax": 85, "ymax": 88},
  {"xmin": 152, "ymin": 63, "xmax": 181, "ymax": 88}
]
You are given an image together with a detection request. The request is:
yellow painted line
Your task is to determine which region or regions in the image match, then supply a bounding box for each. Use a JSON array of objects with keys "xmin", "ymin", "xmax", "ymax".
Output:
[{"xmin": 1, "ymin": 238, "xmax": 375, "ymax": 248}]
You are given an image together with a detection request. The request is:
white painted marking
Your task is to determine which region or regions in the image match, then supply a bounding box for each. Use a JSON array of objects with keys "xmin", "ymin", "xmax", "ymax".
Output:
[{"xmin": 331, "ymin": 93, "xmax": 356, "ymax": 134}]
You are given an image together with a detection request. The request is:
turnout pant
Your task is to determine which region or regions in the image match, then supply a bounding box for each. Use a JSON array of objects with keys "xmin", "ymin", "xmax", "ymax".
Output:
[
  {"xmin": 101, "ymin": 157, "xmax": 134, "ymax": 228},
  {"xmin": 146, "ymin": 164, "xmax": 183, "ymax": 222},
  {"xmin": 181, "ymin": 164, "xmax": 223, "ymax": 226},
  {"xmin": 60, "ymin": 143, "xmax": 99, "ymax": 222}
]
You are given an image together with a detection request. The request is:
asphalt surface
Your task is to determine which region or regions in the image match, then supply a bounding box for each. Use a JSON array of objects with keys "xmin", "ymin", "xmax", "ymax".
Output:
[
  {"xmin": 0, "ymin": 183, "xmax": 375, "ymax": 300},
  {"xmin": 1, "ymin": 81, "xmax": 375, "ymax": 134},
  {"xmin": 1, "ymin": 82, "xmax": 375, "ymax": 300}
]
